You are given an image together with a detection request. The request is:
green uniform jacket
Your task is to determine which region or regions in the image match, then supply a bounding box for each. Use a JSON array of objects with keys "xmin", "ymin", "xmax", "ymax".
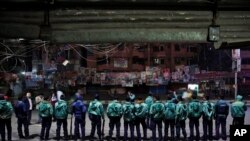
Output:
[
  {"xmin": 107, "ymin": 100, "xmax": 123, "ymax": 117},
  {"xmin": 135, "ymin": 102, "xmax": 148, "ymax": 118},
  {"xmin": 176, "ymin": 102, "xmax": 187, "ymax": 121},
  {"xmin": 38, "ymin": 101, "xmax": 53, "ymax": 118},
  {"xmin": 145, "ymin": 96, "xmax": 153, "ymax": 111},
  {"xmin": 122, "ymin": 102, "xmax": 135, "ymax": 122},
  {"xmin": 150, "ymin": 101, "xmax": 164, "ymax": 120},
  {"xmin": 164, "ymin": 100, "xmax": 176, "ymax": 120},
  {"xmin": 55, "ymin": 100, "xmax": 68, "ymax": 119},
  {"xmin": 231, "ymin": 101, "xmax": 247, "ymax": 118},
  {"xmin": 202, "ymin": 101, "xmax": 215, "ymax": 120},
  {"xmin": 188, "ymin": 99, "xmax": 202, "ymax": 118},
  {"xmin": 88, "ymin": 99, "xmax": 104, "ymax": 117},
  {"xmin": 0, "ymin": 100, "xmax": 13, "ymax": 119}
]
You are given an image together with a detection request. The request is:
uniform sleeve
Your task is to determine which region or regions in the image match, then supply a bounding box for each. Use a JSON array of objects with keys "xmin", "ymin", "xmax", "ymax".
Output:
[
  {"xmin": 88, "ymin": 102, "xmax": 92, "ymax": 113},
  {"xmin": 50, "ymin": 104, "xmax": 53, "ymax": 116},
  {"xmin": 99, "ymin": 103, "xmax": 104, "ymax": 118}
]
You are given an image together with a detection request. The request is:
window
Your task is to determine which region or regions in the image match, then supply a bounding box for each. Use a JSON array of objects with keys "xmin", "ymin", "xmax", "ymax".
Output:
[
  {"xmin": 175, "ymin": 44, "xmax": 180, "ymax": 51},
  {"xmin": 242, "ymin": 58, "xmax": 250, "ymax": 64},
  {"xmin": 133, "ymin": 57, "xmax": 145, "ymax": 65},
  {"xmin": 190, "ymin": 47, "xmax": 197, "ymax": 53},
  {"xmin": 175, "ymin": 57, "xmax": 181, "ymax": 65},
  {"xmin": 97, "ymin": 57, "xmax": 110, "ymax": 65}
]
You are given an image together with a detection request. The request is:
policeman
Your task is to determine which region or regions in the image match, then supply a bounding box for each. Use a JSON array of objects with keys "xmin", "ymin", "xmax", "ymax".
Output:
[
  {"xmin": 123, "ymin": 97, "xmax": 135, "ymax": 141},
  {"xmin": 72, "ymin": 95, "xmax": 87, "ymax": 140},
  {"xmin": 0, "ymin": 94, "xmax": 13, "ymax": 141},
  {"xmin": 15, "ymin": 95, "xmax": 29, "ymax": 139},
  {"xmin": 55, "ymin": 94, "xmax": 68, "ymax": 140},
  {"xmin": 107, "ymin": 96, "xmax": 123, "ymax": 140},
  {"xmin": 176, "ymin": 96, "xmax": 187, "ymax": 140},
  {"xmin": 38, "ymin": 95, "xmax": 53, "ymax": 140},
  {"xmin": 188, "ymin": 93, "xmax": 202, "ymax": 141},
  {"xmin": 163, "ymin": 95, "xmax": 176, "ymax": 140},
  {"xmin": 88, "ymin": 94, "xmax": 104, "ymax": 140},
  {"xmin": 202, "ymin": 95, "xmax": 214, "ymax": 141},
  {"xmin": 149, "ymin": 95, "xmax": 164, "ymax": 141},
  {"xmin": 214, "ymin": 94, "xmax": 229, "ymax": 140},
  {"xmin": 135, "ymin": 97, "xmax": 148, "ymax": 141},
  {"xmin": 145, "ymin": 92, "xmax": 153, "ymax": 128},
  {"xmin": 231, "ymin": 95, "xmax": 247, "ymax": 125}
]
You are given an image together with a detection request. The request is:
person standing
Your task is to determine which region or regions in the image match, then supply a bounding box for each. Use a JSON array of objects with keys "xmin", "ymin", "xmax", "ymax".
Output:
[
  {"xmin": 175, "ymin": 96, "xmax": 188, "ymax": 140},
  {"xmin": 134, "ymin": 97, "xmax": 148, "ymax": 141},
  {"xmin": 107, "ymin": 97, "xmax": 123, "ymax": 140},
  {"xmin": 122, "ymin": 97, "xmax": 135, "ymax": 141},
  {"xmin": 0, "ymin": 94, "xmax": 13, "ymax": 141},
  {"xmin": 149, "ymin": 95, "xmax": 164, "ymax": 141},
  {"xmin": 188, "ymin": 93, "xmax": 202, "ymax": 141},
  {"xmin": 72, "ymin": 95, "xmax": 87, "ymax": 140},
  {"xmin": 26, "ymin": 92, "xmax": 33, "ymax": 125},
  {"xmin": 163, "ymin": 96, "xmax": 176, "ymax": 140},
  {"xmin": 202, "ymin": 95, "xmax": 214, "ymax": 141},
  {"xmin": 35, "ymin": 93, "xmax": 44, "ymax": 124},
  {"xmin": 15, "ymin": 95, "xmax": 29, "ymax": 139},
  {"xmin": 214, "ymin": 94, "xmax": 229, "ymax": 140},
  {"xmin": 88, "ymin": 94, "xmax": 104, "ymax": 140},
  {"xmin": 231, "ymin": 95, "xmax": 247, "ymax": 125},
  {"xmin": 55, "ymin": 95, "xmax": 68, "ymax": 140},
  {"xmin": 51, "ymin": 92, "xmax": 57, "ymax": 121},
  {"xmin": 145, "ymin": 92, "xmax": 153, "ymax": 129},
  {"xmin": 38, "ymin": 95, "xmax": 53, "ymax": 140}
]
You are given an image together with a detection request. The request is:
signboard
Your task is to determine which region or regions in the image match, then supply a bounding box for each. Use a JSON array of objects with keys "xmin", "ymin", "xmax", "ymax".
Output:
[
  {"xmin": 232, "ymin": 49, "xmax": 241, "ymax": 72},
  {"xmin": 114, "ymin": 58, "xmax": 128, "ymax": 68}
]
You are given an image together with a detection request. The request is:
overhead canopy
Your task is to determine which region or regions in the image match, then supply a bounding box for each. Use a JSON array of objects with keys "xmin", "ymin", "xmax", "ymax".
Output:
[{"xmin": 0, "ymin": 0, "xmax": 250, "ymax": 44}]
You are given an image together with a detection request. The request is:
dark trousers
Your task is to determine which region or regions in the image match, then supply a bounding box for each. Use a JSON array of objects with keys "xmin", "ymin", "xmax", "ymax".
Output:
[
  {"xmin": 151, "ymin": 119, "xmax": 163, "ymax": 141},
  {"xmin": 56, "ymin": 119, "xmax": 68, "ymax": 139},
  {"xmin": 189, "ymin": 117, "xmax": 200, "ymax": 140},
  {"xmin": 0, "ymin": 119, "xmax": 12, "ymax": 141},
  {"xmin": 40, "ymin": 117, "xmax": 52, "ymax": 139},
  {"xmin": 17, "ymin": 117, "xmax": 29, "ymax": 138},
  {"xmin": 27, "ymin": 110, "xmax": 32, "ymax": 124},
  {"xmin": 89, "ymin": 114, "xmax": 102, "ymax": 138},
  {"xmin": 164, "ymin": 119, "xmax": 175, "ymax": 139},
  {"xmin": 203, "ymin": 118, "xmax": 213, "ymax": 140},
  {"xmin": 233, "ymin": 117, "xmax": 244, "ymax": 125},
  {"xmin": 74, "ymin": 117, "xmax": 85, "ymax": 139},
  {"xmin": 124, "ymin": 120, "xmax": 135, "ymax": 141},
  {"xmin": 108, "ymin": 116, "xmax": 121, "ymax": 138},
  {"xmin": 215, "ymin": 116, "xmax": 227, "ymax": 140},
  {"xmin": 135, "ymin": 117, "xmax": 147, "ymax": 140},
  {"xmin": 176, "ymin": 120, "xmax": 187, "ymax": 139},
  {"xmin": 146, "ymin": 117, "xmax": 151, "ymax": 129}
]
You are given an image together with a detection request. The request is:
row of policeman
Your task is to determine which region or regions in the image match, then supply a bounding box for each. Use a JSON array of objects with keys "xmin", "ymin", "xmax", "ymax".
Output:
[{"xmin": 0, "ymin": 91, "xmax": 247, "ymax": 141}]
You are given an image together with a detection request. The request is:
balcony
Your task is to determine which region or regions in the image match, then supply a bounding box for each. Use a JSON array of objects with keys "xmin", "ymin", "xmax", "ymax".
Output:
[
  {"xmin": 133, "ymin": 50, "xmax": 145, "ymax": 58},
  {"xmin": 153, "ymin": 51, "xmax": 166, "ymax": 58},
  {"xmin": 96, "ymin": 64, "xmax": 113, "ymax": 71}
]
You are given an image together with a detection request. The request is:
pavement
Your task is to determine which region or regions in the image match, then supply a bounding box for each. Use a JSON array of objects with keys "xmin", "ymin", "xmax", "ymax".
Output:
[{"xmin": 5, "ymin": 104, "xmax": 250, "ymax": 141}]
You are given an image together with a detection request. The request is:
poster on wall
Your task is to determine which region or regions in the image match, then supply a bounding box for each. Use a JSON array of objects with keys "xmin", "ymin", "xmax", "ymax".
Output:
[{"xmin": 146, "ymin": 66, "xmax": 161, "ymax": 85}]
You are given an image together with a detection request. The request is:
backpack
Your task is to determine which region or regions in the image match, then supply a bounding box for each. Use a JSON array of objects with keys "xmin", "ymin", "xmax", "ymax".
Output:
[
  {"xmin": 203, "ymin": 102, "xmax": 213, "ymax": 120},
  {"xmin": 164, "ymin": 102, "xmax": 176, "ymax": 120}
]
